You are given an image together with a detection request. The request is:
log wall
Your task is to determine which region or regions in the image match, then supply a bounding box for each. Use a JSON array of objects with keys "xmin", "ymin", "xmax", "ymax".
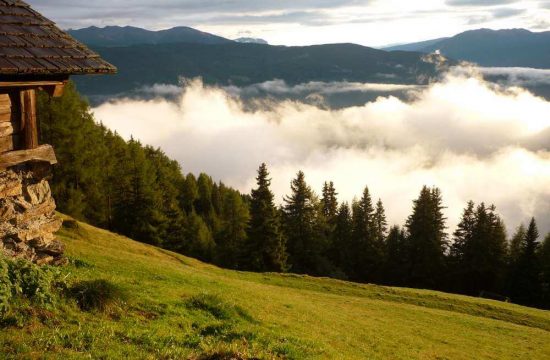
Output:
[{"xmin": 0, "ymin": 92, "xmax": 21, "ymax": 154}]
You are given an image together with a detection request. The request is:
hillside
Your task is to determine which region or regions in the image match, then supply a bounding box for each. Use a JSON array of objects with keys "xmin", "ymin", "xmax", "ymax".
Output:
[
  {"xmin": 1, "ymin": 216, "xmax": 549, "ymax": 359},
  {"xmin": 384, "ymin": 29, "xmax": 550, "ymax": 68},
  {"xmin": 72, "ymin": 42, "xmax": 445, "ymax": 97},
  {"xmin": 68, "ymin": 26, "xmax": 232, "ymax": 47}
]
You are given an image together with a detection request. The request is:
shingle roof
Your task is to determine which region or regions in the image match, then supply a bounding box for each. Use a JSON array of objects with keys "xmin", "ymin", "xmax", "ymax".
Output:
[{"xmin": 0, "ymin": 0, "xmax": 116, "ymax": 75}]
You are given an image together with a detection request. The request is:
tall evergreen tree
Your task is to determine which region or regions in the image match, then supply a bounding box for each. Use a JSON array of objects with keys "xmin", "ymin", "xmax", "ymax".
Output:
[
  {"xmin": 331, "ymin": 202, "xmax": 353, "ymax": 277},
  {"xmin": 374, "ymin": 199, "xmax": 388, "ymax": 244},
  {"xmin": 511, "ymin": 218, "xmax": 541, "ymax": 305},
  {"xmin": 283, "ymin": 171, "xmax": 329, "ymax": 275},
  {"xmin": 180, "ymin": 174, "xmax": 199, "ymax": 214},
  {"xmin": 243, "ymin": 164, "xmax": 287, "ymax": 272},
  {"xmin": 509, "ymin": 218, "xmax": 542, "ymax": 306},
  {"xmin": 449, "ymin": 202, "xmax": 507, "ymax": 295},
  {"xmin": 509, "ymin": 224, "xmax": 526, "ymax": 265},
  {"xmin": 351, "ymin": 187, "xmax": 383, "ymax": 282},
  {"xmin": 404, "ymin": 186, "xmax": 448, "ymax": 289},
  {"xmin": 540, "ymin": 233, "xmax": 550, "ymax": 308},
  {"xmin": 321, "ymin": 182, "xmax": 339, "ymax": 221},
  {"xmin": 113, "ymin": 139, "xmax": 166, "ymax": 246},
  {"xmin": 382, "ymin": 225, "xmax": 407, "ymax": 285},
  {"xmin": 217, "ymin": 191, "xmax": 250, "ymax": 269}
]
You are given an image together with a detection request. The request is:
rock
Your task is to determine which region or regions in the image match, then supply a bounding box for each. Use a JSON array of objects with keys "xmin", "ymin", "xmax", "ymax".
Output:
[
  {"xmin": 35, "ymin": 253, "xmax": 54, "ymax": 266},
  {"xmin": 35, "ymin": 239, "xmax": 65, "ymax": 256},
  {"xmin": 0, "ymin": 167, "xmax": 65, "ymax": 266},
  {"xmin": 0, "ymin": 172, "xmax": 22, "ymax": 199},
  {"xmin": 25, "ymin": 180, "xmax": 51, "ymax": 205}
]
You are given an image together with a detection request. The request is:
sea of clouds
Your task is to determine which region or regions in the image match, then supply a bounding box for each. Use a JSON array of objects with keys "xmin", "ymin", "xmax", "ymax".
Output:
[{"xmin": 92, "ymin": 66, "xmax": 550, "ymax": 235}]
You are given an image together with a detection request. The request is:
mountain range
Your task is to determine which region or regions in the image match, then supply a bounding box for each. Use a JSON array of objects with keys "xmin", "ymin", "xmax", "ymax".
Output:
[
  {"xmin": 68, "ymin": 26, "xmax": 550, "ymax": 100},
  {"xmin": 384, "ymin": 29, "xmax": 550, "ymax": 68},
  {"xmin": 68, "ymin": 25, "xmax": 231, "ymax": 47},
  {"xmin": 72, "ymin": 42, "xmax": 446, "ymax": 98}
]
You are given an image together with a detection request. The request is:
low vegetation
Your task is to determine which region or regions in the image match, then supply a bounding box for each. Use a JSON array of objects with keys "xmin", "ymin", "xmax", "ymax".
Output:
[{"xmin": 0, "ymin": 216, "xmax": 549, "ymax": 359}]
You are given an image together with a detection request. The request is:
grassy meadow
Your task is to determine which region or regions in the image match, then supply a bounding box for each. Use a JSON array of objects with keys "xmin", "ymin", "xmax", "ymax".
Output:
[{"xmin": 1, "ymin": 216, "xmax": 549, "ymax": 359}]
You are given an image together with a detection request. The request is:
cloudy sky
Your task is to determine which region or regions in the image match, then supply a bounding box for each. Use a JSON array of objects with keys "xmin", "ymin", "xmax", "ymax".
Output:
[{"xmin": 29, "ymin": 0, "xmax": 550, "ymax": 46}]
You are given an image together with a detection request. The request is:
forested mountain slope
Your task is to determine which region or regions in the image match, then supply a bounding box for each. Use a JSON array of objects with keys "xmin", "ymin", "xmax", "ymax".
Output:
[
  {"xmin": 385, "ymin": 29, "xmax": 550, "ymax": 68},
  {"xmin": 72, "ymin": 42, "xmax": 446, "ymax": 96}
]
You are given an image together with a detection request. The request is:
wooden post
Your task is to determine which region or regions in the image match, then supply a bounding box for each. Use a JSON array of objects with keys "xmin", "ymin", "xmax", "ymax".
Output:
[{"xmin": 20, "ymin": 89, "xmax": 38, "ymax": 149}]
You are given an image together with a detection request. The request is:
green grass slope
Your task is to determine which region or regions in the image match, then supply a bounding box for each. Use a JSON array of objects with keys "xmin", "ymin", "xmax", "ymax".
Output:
[{"xmin": 1, "ymin": 217, "xmax": 549, "ymax": 359}]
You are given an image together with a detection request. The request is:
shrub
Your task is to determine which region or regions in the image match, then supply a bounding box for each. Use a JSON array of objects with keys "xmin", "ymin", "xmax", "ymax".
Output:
[
  {"xmin": 0, "ymin": 256, "xmax": 67, "ymax": 321},
  {"xmin": 68, "ymin": 279, "xmax": 124, "ymax": 311}
]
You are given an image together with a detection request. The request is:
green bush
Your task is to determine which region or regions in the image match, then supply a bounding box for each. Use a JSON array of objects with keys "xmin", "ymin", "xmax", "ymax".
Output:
[
  {"xmin": 68, "ymin": 279, "xmax": 124, "ymax": 311},
  {"xmin": 0, "ymin": 256, "xmax": 67, "ymax": 319}
]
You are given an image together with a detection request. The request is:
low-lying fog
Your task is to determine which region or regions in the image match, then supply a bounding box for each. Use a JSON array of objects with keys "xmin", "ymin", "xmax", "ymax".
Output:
[{"xmin": 92, "ymin": 66, "xmax": 550, "ymax": 235}]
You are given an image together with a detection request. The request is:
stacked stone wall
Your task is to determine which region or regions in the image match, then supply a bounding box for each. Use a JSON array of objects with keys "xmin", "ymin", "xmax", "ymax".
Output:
[{"xmin": 0, "ymin": 165, "xmax": 64, "ymax": 265}]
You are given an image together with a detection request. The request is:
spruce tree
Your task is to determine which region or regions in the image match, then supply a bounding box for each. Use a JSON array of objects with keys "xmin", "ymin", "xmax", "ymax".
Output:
[
  {"xmin": 321, "ymin": 182, "xmax": 339, "ymax": 221},
  {"xmin": 283, "ymin": 171, "xmax": 329, "ymax": 275},
  {"xmin": 374, "ymin": 199, "xmax": 388, "ymax": 244},
  {"xmin": 351, "ymin": 187, "xmax": 383, "ymax": 282},
  {"xmin": 244, "ymin": 164, "xmax": 287, "ymax": 272},
  {"xmin": 509, "ymin": 218, "xmax": 542, "ymax": 306},
  {"xmin": 540, "ymin": 233, "xmax": 550, "ymax": 308},
  {"xmin": 180, "ymin": 174, "xmax": 199, "ymax": 214},
  {"xmin": 331, "ymin": 202, "xmax": 353, "ymax": 277},
  {"xmin": 404, "ymin": 186, "xmax": 448, "ymax": 289},
  {"xmin": 217, "ymin": 191, "xmax": 250, "ymax": 269},
  {"xmin": 383, "ymin": 225, "xmax": 407, "ymax": 285},
  {"xmin": 321, "ymin": 181, "xmax": 339, "ymax": 273}
]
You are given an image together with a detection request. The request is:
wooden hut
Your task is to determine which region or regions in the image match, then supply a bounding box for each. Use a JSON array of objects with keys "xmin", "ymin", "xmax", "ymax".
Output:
[{"xmin": 0, "ymin": 0, "xmax": 116, "ymax": 264}]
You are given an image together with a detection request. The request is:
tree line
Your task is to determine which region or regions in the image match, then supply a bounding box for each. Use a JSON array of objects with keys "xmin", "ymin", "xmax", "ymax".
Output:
[{"xmin": 37, "ymin": 83, "xmax": 550, "ymax": 309}]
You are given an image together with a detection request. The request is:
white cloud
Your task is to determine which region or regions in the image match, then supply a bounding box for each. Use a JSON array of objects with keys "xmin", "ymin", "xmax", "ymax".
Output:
[
  {"xmin": 92, "ymin": 69, "xmax": 550, "ymax": 235},
  {"xmin": 480, "ymin": 67, "xmax": 550, "ymax": 86}
]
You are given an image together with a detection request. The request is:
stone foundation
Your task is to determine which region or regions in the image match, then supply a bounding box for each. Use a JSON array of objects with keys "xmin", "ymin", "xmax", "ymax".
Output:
[{"xmin": 0, "ymin": 164, "xmax": 64, "ymax": 265}]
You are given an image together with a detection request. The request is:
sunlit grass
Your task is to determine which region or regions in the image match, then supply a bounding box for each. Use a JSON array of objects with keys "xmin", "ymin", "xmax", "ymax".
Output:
[{"xmin": 1, "ymin": 215, "xmax": 549, "ymax": 359}]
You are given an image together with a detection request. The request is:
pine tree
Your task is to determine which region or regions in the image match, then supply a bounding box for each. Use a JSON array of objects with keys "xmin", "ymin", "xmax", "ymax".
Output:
[
  {"xmin": 351, "ymin": 187, "xmax": 383, "ymax": 282},
  {"xmin": 320, "ymin": 181, "xmax": 339, "ymax": 274},
  {"xmin": 243, "ymin": 164, "xmax": 287, "ymax": 272},
  {"xmin": 321, "ymin": 181, "xmax": 339, "ymax": 221},
  {"xmin": 217, "ymin": 190, "xmax": 250, "ymax": 269},
  {"xmin": 383, "ymin": 225, "xmax": 407, "ymax": 285},
  {"xmin": 331, "ymin": 202, "xmax": 353, "ymax": 277},
  {"xmin": 283, "ymin": 171, "xmax": 329, "ymax": 275},
  {"xmin": 540, "ymin": 233, "xmax": 550, "ymax": 308},
  {"xmin": 185, "ymin": 211, "xmax": 215, "ymax": 261},
  {"xmin": 404, "ymin": 186, "xmax": 448, "ymax": 289},
  {"xmin": 180, "ymin": 174, "xmax": 199, "ymax": 214},
  {"xmin": 509, "ymin": 218, "xmax": 542, "ymax": 306},
  {"xmin": 374, "ymin": 199, "xmax": 388, "ymax": 244},
  {"xmin": 112, "ymin": 138, "xmax": 166, "ymax": 246},
  {"xmin": 509, "ymin": 224, "xmax": 526, "ymax": 261}
]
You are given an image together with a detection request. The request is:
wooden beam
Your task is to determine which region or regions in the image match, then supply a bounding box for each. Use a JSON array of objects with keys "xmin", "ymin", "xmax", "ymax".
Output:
[
  {"xmin": 0, "ymin": 81, "xmax": 65, "ymax": 89},
  {"xmin": 20, "ymin": 89, "xmax": 38, "ymax": 149},
  {"xmin": 0, "ymin": 144, "xmax": 57, "ymax": 169},
  {"xmin": 44, "ymin": 81, "xmax": 67, "ymax": 98}
]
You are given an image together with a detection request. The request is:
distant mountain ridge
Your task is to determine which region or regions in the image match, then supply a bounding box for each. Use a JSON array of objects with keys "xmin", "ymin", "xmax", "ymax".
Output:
[
  {"xmin": 68, "ymin": 25, "xmax": 232, "ymax": 47},
  {"xmin": 384, "ymin": 29, "xmax": 550, "ymax": 68},
  {"xmin": 73, "ymin": 42, "xmax": 447, "ymax": 98}
]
